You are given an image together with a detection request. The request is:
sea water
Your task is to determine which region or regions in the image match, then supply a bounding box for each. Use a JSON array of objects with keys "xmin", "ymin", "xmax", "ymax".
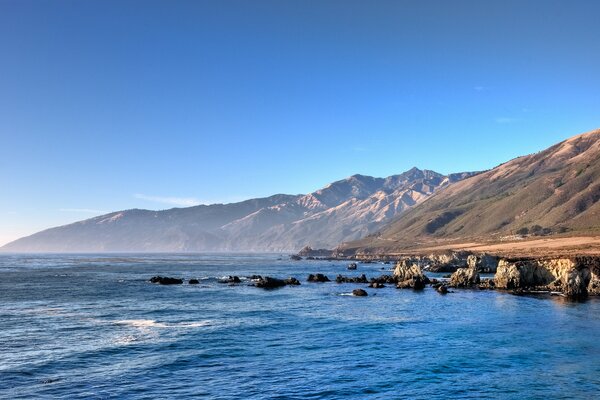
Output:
[{"xmin": 1, "ymin": 253, "xmax": 600, "ymax": 399}]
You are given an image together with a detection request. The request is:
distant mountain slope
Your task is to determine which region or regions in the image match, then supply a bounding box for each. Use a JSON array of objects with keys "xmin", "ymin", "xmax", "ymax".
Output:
[
  {"xmin": 340, "ymin": 128, "xmax": 600, "ymax": 254},
  {"xmin": 1, "ymin": 168, "xmax": 474, "ymax": 252}
]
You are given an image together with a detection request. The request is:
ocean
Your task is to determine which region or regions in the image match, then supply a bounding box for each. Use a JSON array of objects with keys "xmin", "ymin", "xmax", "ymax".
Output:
[{"xmin": 1, "ymin": 253, "xmax": 600, "ymax": 399}]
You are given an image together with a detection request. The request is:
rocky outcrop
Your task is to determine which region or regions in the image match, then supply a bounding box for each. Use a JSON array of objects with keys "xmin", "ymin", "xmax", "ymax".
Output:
[
  {"xmin": 188, "ymin": 279, "xmax": 200, "ymax": 284},
  {"xmin": 394, "ymin": 261, "xmax": 428, "ymax": 290},
  {"xmin": 393, "ymin": 260, "xmax": 427, "ymax": 281},
  {"xmin": 297, "ymin": 246, "xmax": 334, "ymax": 257},
  {"xmin": 467, "ymin": 254, "xmax": 499, "ymax": 272},
  {"xmin": 449, "ymin": 267, "xmax": 480, "ymax": 287},
  {"xmin": 494, "ymin": 256, "xmax": 600, "ymax": 299},
  {"xmin": 352, "ymin": 289, "xmax": 368, "ymax": 296}
]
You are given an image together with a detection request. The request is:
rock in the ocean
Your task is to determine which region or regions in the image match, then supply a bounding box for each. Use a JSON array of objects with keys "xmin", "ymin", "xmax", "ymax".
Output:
[
  {"xmin": 335, "ymin": 274, "xmax": 368, "ymax": 283},
  {"xmin": 352, "ymin": 289, "xmax": 368, "ymax": 296},
  {"xmin": 369, "ymin": 282, "xmax": 385, "ymax": 288},
  {"xmin": 308, "ymin": 273, "xmax": 330, "ymax": 282},
  {"xmin": 396, "ymin": 276, "xmax": 425, "ymax": 290},
  {"xmin": 449, "ymin": 267, "xmax": 480, "ymax": 287},
  {"xmin": 437, "ymin": 285, "xmax": 448, "ymax": 294},
  {"xmin": 218, "ymin": 276, "xmax": 242, "ymax": 284},
  {"xmin": 347, "ymin": 262, "xmax": 357, "ymax": 270},
  {"xmin": 284, "ymin": 277, "xmax": 301, "ymax": 285},
  {"xmin": 188, "ymin": 279, "xmax": 200, "ymax": 284},
  {"xmin": 393, "ymin": 260, "xmax": 427, "ymax": 281},
  {"xmin": 394, "ymin": 262, "xmax": 428, "ymax": 290},
  {"xmin": 255, "ymin": 276, "xmax": 287, "ymax": 289},
  {"xmin": 149, "ymin": 276, "xmax": 183, "ymax": 285}
]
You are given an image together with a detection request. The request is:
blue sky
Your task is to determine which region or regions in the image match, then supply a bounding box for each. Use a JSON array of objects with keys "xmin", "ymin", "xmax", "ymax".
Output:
[{"xmin": 1, "ymin": 0, "xmax": 599, "ymax": 245}]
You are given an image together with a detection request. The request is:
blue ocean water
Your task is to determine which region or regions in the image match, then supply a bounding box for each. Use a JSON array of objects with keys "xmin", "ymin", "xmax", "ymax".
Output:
[{"xmin": 1, "ymin": 253, "xmax": 600, "ymax": 399}]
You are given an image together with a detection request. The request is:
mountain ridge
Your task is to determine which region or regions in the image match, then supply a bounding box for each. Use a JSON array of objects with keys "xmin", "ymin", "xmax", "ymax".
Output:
[
  {"xmin": 1, "ymin": 168, "xmax": 474, "ymax": 252},
  {"xmin": 339, "ymin": 128, "xmax": 600, "ymax": 255}
]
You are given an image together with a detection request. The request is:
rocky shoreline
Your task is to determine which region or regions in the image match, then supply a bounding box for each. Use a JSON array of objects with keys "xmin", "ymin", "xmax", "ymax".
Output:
[{"xmin": 149, "ymin": 253, "xmax": 600, "ymax": 300}]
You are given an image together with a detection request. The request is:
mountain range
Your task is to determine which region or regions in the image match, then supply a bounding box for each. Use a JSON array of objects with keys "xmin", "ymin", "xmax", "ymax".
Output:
[{"xmin": 0, "ymin": 168, "xmax": 473, "ymax": 252}]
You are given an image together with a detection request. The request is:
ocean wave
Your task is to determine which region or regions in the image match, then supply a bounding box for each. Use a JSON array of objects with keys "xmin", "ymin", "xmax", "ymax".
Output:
[{"xmin": 114, "ymin": 319, "xmax": 212, "ymax": 329}]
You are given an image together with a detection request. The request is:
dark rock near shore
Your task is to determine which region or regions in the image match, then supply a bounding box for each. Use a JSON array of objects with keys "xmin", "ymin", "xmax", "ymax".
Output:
[
  {"xmin": 290, "ymin": 255, "xmax": 302, "ymax": 261},
  {"xmin": 347, "ymin": 262, "xmax": 357, "ymax": 270},
  {"xmin": 396, "ymin": 276, "xmax": 425, "ymax": 290},
  {"xmin": 352, "ymin": 289, "xmax": 368, "ymax": 296},
  {"xmin": 308, "ymin": 273, "xmax": 330, "ymax": 282},
  {"xmin": 369, "ymin": 282, "xmax": 385, "ymax": 288},
  {"xmin": 336, "ymin": 274, "xmax": 368, "ymax": 283},
  {"xmin": 188, "ymin": 279, "xmax": 199, "ymax": 284},
  {"xmin": 149, "ymin": 276, "xmax": 183, "ymax": 285},
  {"xmin": 437, "ymin": 285, "xmax": 448, "ymax": 294}
]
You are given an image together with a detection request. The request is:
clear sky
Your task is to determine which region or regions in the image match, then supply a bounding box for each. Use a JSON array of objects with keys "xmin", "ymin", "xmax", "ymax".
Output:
[{"xmin": 1, "ymin": 0, "xmax": 599, "ymax": 245}]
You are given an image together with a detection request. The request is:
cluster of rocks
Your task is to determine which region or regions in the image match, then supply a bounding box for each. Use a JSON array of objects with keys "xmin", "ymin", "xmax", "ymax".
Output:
[
  {"xmin": 149, "ymin": 255, "xmax": 600, "ymax": 300},
  {"xmin": 254, "ymin": 276, "xmax": 301, "ymax": 289}
]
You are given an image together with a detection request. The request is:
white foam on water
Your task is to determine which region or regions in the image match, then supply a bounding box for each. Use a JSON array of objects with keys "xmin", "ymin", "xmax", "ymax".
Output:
[
  {"xmin": 115, "ymin": 319, "xmax": 168, "ymax": 328},
  {"xmin": 114, "ymin": 319, "xmax": 213, "ymax": 329}
]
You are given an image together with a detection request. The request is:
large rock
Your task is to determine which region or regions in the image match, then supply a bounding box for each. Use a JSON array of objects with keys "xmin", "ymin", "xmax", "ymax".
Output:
[
  {"xmin": 149, "ymin": 276, "xmax": 183, "ymax": 285},
  {"xmin": 449, "ymin": 267, "xmax": 480, "ymax": 287},
  {"xmin": 352, "ymin": 289, "xmax": 368, "ymax": 296},
  {"xmin": 494, "ymin": 257, "xmax": 597, "ymax": 299},
  {"xmin": 255, "ymin": 276, "xmax": 287, "ymax": 289},
  {"xmin": 394, "ymin": 260, "xmax": 426, "ymax": 281}
]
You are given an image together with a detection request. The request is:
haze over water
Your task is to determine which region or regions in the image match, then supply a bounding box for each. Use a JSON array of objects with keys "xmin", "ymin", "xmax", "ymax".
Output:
[{"xmin": 2, "ymin": 254, "xmax": 600, "ymax": 399}]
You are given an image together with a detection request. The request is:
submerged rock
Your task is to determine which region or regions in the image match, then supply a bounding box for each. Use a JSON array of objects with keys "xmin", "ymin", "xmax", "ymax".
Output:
[
  {"xmin": 284, "ymin": 277, "xmax": 301, "ymax": 285},
  {"xmin": 188, "ymin": 279, "xmax": 200, "ymax": 285},
  {"xmin": 347, "ymin": 262, "xmax": 358, "ymax": 270},
  {"xmin": 149, "ymin": 276, "xmax": 183, "ymax": 285},
  {"xmin": 218, "ymin": 276, "xmax": 241, "ymax": 284},
  {"xmin": 352, "ymin": 289, "xmax": 368, "ymax": 296}
]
